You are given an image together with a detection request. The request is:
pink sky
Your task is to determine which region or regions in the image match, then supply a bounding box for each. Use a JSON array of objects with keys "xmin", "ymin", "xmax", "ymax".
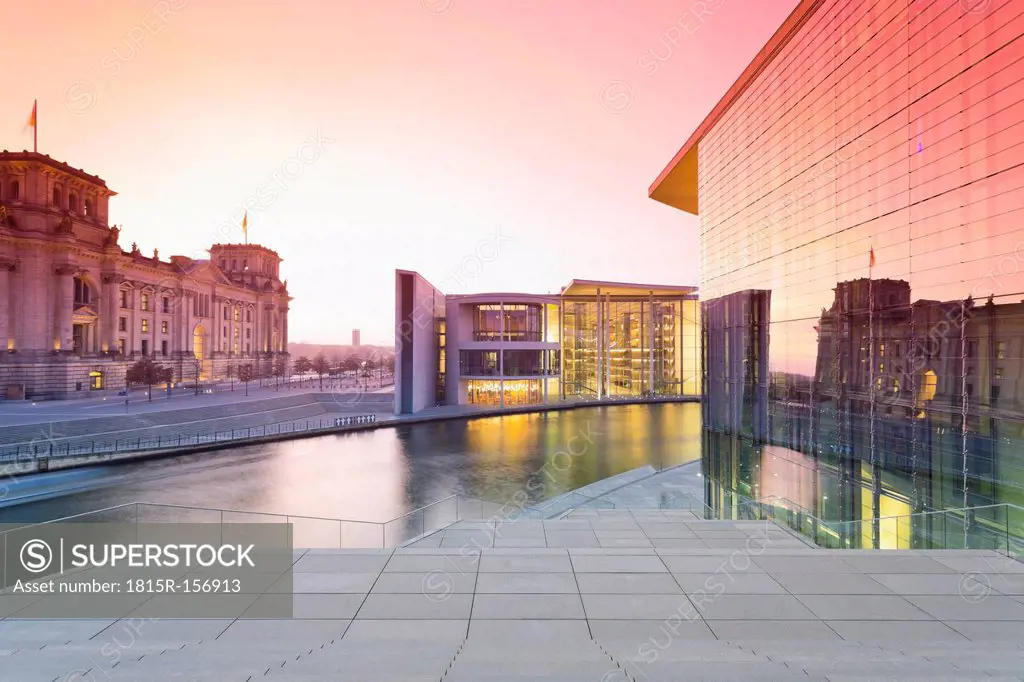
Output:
[{"xmin": 2, "ymin": 0, "xmax": 797, "ymax": 344}]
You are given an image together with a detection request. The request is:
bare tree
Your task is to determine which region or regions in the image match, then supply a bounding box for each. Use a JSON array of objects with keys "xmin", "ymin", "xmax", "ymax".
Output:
[
  {"xmin": 238, "ymin": 363, "xmax": 254, "ymax": 396},
  {"xmin": 125, "ymin": 357, "xmax": 173, "ymax": 402},
  {"xmin": 312, "ymin": 354, "xmax": 330, "ymax": 391}
]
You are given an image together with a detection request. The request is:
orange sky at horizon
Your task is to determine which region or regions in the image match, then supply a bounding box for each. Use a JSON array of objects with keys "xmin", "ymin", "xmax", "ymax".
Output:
[{"xmin": 2, "ymin": 0, "xmax": 798, "ymax": 345}]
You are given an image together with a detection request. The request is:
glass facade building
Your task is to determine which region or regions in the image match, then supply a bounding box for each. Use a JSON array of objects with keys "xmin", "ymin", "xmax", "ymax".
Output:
[
  {"xmin": 651, "ymin": 0, "xmax": 1024, "ymax": 546},
  {"xmin": 395, "ymin": 274, "xmax": 700, "ymax": 412},
  {"xmin": 561, "ymin": 286, "xmax": 700, "ymax": 399}
]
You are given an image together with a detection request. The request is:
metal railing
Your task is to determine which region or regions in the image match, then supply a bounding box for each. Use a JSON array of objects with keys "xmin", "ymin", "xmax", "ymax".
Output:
[
  {"xmin": 733, "ymin": 494, "xmax": 1024, "ymax": 557},
  {"xmin": 0, "ymin": 414, "xmax": 385, "ymax": 463},
  {"xmin": 551, "ymin": 479, "xmax": 1023, "ymax": 556},
  {"xmin": 0, "ymin": 493, "xmax": 516, "ymax": 549}
]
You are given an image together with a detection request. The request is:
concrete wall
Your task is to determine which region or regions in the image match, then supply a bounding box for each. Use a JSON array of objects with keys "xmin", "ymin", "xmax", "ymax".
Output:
[{"xmin": 394, "ymin": 270, "xmax": 445, "ymax": 414}]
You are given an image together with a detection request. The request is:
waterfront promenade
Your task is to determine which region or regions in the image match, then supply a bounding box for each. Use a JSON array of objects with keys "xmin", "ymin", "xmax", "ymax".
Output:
[
  {"xmin": 3, "ymin": 512, "xmax": 1023, "ymax": 681},
  {"xmin": 0, "ymin": 391, "xmax": 696, "ymax": 468}
]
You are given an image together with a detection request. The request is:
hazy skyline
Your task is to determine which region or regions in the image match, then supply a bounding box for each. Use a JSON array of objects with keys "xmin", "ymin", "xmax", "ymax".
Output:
[{"xmin": 2, "ymin": 0, "xmax": 798, "ymax": 344}]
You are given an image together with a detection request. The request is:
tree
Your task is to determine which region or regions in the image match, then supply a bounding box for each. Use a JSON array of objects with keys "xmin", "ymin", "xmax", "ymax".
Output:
[
  {"xmin": 226, "ymin": 363, "xmax": 235, "ymax": 391},
  {"xmin": 341, "ymin": 355, "xmax": 361, "ymax": 373},
  {"xmin": 272, "ymin": 356, "xmax": 288, "ymax": 390},
  {"xmin": 312, "ymin": 354, "xmax": 330, "ymax": 391},
  {"xmin": 238, "ymin": 363, "xmax": 254, "ymax": 396},
  {"xmin": 192, "ymin": 355, "xmax": 202, "ymax": 396},
  {"xmin": 293, "ymin": 356, "xmax": 312, "ymax": 386},
  {"xmin": 125, "ymin": 357, "xmax": 173, "ymax": 402}
]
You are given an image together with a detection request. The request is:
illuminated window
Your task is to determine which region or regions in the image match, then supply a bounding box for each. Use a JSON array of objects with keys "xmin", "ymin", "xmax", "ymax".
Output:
[
  {"xmin": 161, "ymin": 321, "xmax": 168, "ymax": 334},
  {"xmin": 141, "ymin": 319, "xmax": 149, "ymax": 333},
  {"xmin": 141, "ymin": 293, "xmax": 150, "ymax": 311},
  {"xmin": 997, "ymin": 341, "xmax": 1007, "ymax": 359},
  {"xmin": 917, "ymin": 370, "xmax": 937, "ymax": 405}
]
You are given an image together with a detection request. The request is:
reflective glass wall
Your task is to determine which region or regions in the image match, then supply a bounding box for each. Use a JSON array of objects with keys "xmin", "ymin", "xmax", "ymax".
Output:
[
  {"xmin": 562, "ymin": 296, "xmax": 700, "ymax": 399},
  {"xmin": 698, "ymin": 0, "xmax": 1024, "ymax": 546}
]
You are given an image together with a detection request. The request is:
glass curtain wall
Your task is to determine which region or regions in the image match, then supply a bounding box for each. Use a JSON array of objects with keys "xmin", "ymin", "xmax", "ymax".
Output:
[
  {"xmin": 466, "ymin": 379, "xmax": 542, "ymax": 406},
  {"xmin": 562, "ymin": 297, "xmax": 699, "ymax": 399},
  {"xmin": 695, "ymin": 0, "xmax": 1024, "ymax": 547}
]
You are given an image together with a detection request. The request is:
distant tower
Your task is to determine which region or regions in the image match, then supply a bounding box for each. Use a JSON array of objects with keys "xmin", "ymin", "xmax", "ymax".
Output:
[{"xmin": 352, "ymin": 329, "xmax": 360, "ymax": 347}]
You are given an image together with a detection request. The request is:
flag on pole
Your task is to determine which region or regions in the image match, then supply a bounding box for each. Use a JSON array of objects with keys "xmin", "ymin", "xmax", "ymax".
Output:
[
  {"xmin": 869, "ymin": 246, "xmax": 876, "ymax": 269},
  {"xmin": 241, "ymin": 211, "xmax": 248, "ymax": 243},
  {"xmin": 24, "ymin": 100, "xmax": 37, "ymax": 153},
  {"xmin": 24, "ymin": 101, "xmax": 36, "ymax": 131}
]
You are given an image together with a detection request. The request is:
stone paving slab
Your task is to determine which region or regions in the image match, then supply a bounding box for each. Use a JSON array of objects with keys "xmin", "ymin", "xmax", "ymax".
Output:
[{"xmin": 4, "ymin": 525, "xmax": 1024, "ymax": 681}]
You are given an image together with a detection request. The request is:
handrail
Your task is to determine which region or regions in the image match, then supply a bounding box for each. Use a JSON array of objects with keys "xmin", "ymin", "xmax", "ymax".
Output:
[
  {"xmin": 0, "ymin": 493, "xmax": 516, "ymax": 550},
  {"xmin": 827, "ymin": 501, "xmax": 1024, "ymax": 524},
  {"xmin": 382, "ymin": 491, "xmax": 458, "ymax": 522},
  {"xmin": 730, "ymin": 492, "xmax": 1024, "ymax": 555},
  {"xmin": 140, "ymin": 501, "xmax": 382, "ymax": 525},
  {"xmin": 11, "ymin": 501, "xmax": 138, "ymax": 528}
]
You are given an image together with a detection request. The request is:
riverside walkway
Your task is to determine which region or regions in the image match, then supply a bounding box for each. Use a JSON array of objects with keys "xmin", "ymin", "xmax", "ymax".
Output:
[{"xmin": 3, "ymin": 510, "xmax": 1023, "ymax": 681}]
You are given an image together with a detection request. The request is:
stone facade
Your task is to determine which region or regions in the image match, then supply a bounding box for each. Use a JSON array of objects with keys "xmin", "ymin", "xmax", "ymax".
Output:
[{"xmin": 0, "ymin": 151, "xmax": 291, "ymax": 399}]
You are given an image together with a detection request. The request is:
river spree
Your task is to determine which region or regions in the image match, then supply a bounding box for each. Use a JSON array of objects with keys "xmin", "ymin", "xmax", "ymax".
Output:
[{"xmin": 3, "ymin": 403, "xmax": 700, "ymax": 524}]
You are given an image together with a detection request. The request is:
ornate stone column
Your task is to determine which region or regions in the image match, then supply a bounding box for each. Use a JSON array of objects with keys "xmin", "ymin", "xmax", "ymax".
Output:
[
  {"xmin": 101, "ymin": 274, "xmax": 123, "ymax": 352},
  {"xmin": 0, "ymin": 258, "xmax": 15, "ymax": 350},
  {"xmin": 264, "ymin": 305, "xmax": 273, "ymax": 353},
  {"xmin": 281, "ymin": 303, "xmax": 289, "ymax": 351},
  {"xmin": 182, "ymin": 290, "xmax": 193, "ymax": 356},
  {"xmin": 54, "ymin": 265, "xmax": 76, "ymax": 351},
  {"xmin": 213, "ymin": 296, "xmax": 222, "ymax": 354}
]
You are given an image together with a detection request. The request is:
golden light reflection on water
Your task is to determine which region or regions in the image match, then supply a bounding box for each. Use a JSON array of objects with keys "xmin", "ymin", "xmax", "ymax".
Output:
[{"xmin": 15, "ymin": 404, "xmax": 703, "ymax": 528}]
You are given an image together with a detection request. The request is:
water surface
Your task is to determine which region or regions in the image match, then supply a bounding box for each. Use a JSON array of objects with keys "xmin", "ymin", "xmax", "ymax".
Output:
[{"xmin": 3, "ymin": 403, "xmax": 700, "ymax": 524}]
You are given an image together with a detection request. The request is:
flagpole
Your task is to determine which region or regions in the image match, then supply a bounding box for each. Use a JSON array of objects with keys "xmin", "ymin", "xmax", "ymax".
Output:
[{"xmin": 33, "ymin": 99, "xmax": 37, "ymax": 153}]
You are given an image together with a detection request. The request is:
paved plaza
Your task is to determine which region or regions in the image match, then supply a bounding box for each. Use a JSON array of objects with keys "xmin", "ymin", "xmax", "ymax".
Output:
[{"xmin": 3, "ymin": 511, "xmax": 1023, "ymax": 681}]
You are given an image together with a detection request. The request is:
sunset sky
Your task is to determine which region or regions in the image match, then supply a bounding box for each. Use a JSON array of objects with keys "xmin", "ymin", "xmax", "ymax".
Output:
[{"xmin": 2, "ymin": 0, "xmax": 798, "ymax": 345}]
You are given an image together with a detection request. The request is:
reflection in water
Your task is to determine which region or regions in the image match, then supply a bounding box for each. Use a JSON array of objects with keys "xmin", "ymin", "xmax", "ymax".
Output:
[{"xmin": 2, "ymin": 404, "xmax": 700, "ymax": 525}]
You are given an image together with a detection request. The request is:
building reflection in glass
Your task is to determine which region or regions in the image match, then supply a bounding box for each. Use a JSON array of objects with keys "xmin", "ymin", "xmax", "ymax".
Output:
[
  {"xmin": 652, "ymin": 1, "xmax": 1024, "ymax": 547},
  {"xmin": 703, "ymin": 276, "xmax": 1024, "ymax": 548}
]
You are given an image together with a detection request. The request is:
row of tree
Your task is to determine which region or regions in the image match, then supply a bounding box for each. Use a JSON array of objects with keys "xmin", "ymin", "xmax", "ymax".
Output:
[
  {"xmin": 123, "ymin": 351, "xmax": 396, "ymax": 400},
  {"xmin": 290, "ymin": 353, "xmax": 395, "ymax": 390},
  {"xmin": 124, "ymin": 357, "xmax": 265, "ymax": 401}
]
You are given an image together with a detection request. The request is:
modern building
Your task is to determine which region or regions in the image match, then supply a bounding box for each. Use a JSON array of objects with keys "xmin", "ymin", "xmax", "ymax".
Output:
[
  {"xmin": 394, "ymin": 270, "xmax": 699, "ymax": 414},
  {"xmin": 650, "ymin": 0, "xmax": 1024, "ymax": 546},
  {"xmin": 0, "ymin": 151, "xmax": 291, "ymax": 399},
  {"xmin": 352, "ymin": 329, "xmax": 360, "ymax": 347}
]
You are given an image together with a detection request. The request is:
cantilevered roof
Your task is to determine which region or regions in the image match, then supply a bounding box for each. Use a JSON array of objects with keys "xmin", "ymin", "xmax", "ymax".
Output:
[
  {"xmin": 560, "ymin": 279, "xmax": 697, "ymax": 297},
  {"xmin": 648, "ymin": 0, "xmax": 823, "ymax": 214}
]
